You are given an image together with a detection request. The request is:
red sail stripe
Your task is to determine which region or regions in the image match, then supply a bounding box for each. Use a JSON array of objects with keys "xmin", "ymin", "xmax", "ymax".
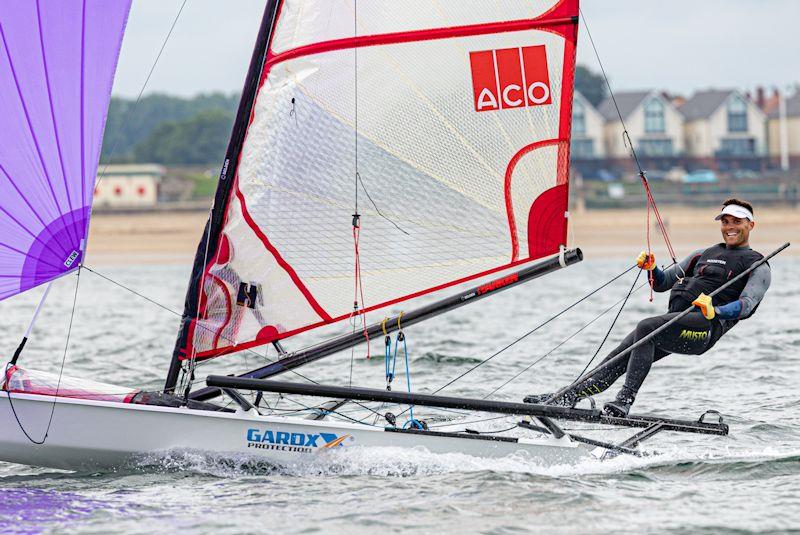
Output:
[
  {"xmin": 263, "ymin": 15, "xmax": 577, "ymax": 80},
  {"xmin": 235, "ymin": 187, "xmax": 333, "ymax": 322},
  {"xmin": 504, "ymin": 138, "xmax": 565, "ymax": 262},
  {"xmin": 190, "ymin": 253, "xmax": 554, "ymax": 361}
]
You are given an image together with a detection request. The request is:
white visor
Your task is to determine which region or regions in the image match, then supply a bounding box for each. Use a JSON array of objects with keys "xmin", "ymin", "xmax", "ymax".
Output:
[{"xmin": 714, "ymin": 204, "xmax": 754, "ymax": 221}]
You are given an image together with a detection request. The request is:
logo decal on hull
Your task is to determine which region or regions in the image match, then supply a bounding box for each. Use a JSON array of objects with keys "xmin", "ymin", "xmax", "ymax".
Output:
[{"xmin": 246, "ymin": 428, "xmax": 353, "ymax": 453}]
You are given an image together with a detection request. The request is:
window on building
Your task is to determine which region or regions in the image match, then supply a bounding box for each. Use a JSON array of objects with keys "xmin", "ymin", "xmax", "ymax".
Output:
[
  {"xmin": 639, "ymin": 139, "xmax": 673, "ymax": 156},
  {"xmin": 644, "ymin": 98, "xmax": 665, "ymax": 133},
  {"xmin": 727, "ymin": 96, "xmax": 748, "ymax": 132},
  {"xmin": 571, "ymin": 139, "xmax": 594, "ymax": 158},
  {"xmin": 719, "ymin": 138, "xmax": 755, "ymax": 156},
  {"xmin": 573, "ymin": 99, "xmax": 586, "ymax": 134}
]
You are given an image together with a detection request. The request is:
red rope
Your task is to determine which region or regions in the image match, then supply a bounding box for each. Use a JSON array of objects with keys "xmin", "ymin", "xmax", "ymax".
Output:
[
  {"xmin": 640, "ymin": 173, "xmax": 677, "ymax": 261},
  {"xmin": 640, "ymin": 172, "xmax": 678, "ymax": 301},
  {"xmin": 644, "ymin": 180, "xmax": 654, "ymax": 301},
  {"xmin": 352, "ymin": 222, "xmax": 371, "ymax": 359}
]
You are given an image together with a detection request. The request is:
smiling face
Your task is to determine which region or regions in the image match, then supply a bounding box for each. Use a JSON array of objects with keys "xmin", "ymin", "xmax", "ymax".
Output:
[{"xmin": 720, "ymin": 214, "xmax": 754, "ymax": 247}]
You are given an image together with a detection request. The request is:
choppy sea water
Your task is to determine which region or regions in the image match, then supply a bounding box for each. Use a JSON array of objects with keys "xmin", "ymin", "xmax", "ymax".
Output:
[{"xmin": 1, "ymin": 254, "xmax": 799, "ymax": 534}]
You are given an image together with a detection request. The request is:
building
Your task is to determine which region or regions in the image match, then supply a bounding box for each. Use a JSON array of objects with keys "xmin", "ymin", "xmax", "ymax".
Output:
[
  {"xmin": 680, "ymin": 89, "xmax": 767, "ymax": 170},
  {"xmin": 767, "ymin": 90, "xmax": 800, "ymax": 170},
  {"xmin": 598, "ymin": 90, "xmax": 685, "ymax": 171},
  {"xmin": 93, "ymin": 164, "xmax": 164, "ymax": 208},
  {"xmin": 570, "ymin": 91, "xmax": 606, "ymax": 159}
]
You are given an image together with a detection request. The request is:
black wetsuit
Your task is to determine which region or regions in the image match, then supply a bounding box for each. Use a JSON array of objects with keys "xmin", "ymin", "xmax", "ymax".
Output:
[{"xmin": 555, "ymin": 244, "xmax": 771, "ymax": 405}]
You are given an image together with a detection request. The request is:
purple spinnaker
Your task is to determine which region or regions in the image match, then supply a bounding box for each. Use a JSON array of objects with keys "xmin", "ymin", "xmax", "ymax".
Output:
[{"xmin": 0, "ymin": 0, "xmax": 131, "ymax": 301}]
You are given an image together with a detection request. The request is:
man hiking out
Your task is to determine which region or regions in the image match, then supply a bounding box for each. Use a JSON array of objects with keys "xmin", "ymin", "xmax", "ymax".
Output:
[{"xmin": 524, "ymin": 198, "xmax": 771, "ymax": 417}]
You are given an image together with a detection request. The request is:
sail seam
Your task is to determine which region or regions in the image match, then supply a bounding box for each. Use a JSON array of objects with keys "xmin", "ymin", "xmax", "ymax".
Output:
[
  {"xmin": 35, "ymin": 0, "xmax": 78, "ymax": 247},
  {"xmin": 0, "ymin": 24, "xmax": 65, "ymax": 245}
]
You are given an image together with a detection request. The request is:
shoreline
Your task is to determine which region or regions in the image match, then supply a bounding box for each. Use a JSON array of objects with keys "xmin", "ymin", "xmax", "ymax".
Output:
[{"xmin": 83, "ymin": 206, "xmax": 799, "ymax": 266}]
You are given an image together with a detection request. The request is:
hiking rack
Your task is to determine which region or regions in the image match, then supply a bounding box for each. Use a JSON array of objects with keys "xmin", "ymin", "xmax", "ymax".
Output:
[{"xmin": 205, "ymin": 376, "xmax": 728, "ymax": 457}]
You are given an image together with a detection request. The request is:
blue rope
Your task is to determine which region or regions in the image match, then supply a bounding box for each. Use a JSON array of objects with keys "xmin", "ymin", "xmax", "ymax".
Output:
[
  {"xmin": 384, "ymin": 335, "xmax": 396, "ymax": 388},
  {"xmin": 395, "ymin": 332, "xmax": 424, "ymax": 430}
]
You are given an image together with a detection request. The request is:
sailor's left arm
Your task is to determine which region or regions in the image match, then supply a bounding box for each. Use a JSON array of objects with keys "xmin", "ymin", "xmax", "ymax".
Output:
[{"xmin": 714, "ymin": 263, "xmax": 772, "ymax": 320}]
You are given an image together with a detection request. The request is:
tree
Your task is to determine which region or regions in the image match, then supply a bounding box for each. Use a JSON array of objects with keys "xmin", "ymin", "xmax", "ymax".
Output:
[
  {"xmin": 132, "ymin": 109, "xmax": 235, "ymax": 165},
  {"xmin": 575, "ymin": 65, "xmax": 607, "ymax": 107},
  {"xmin": 101, "ymin": 92, "xmax": 239, "ymax": 163}
]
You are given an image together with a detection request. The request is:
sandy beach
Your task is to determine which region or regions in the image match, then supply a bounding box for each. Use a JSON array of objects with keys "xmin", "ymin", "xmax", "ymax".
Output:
[{"xmin": 83, "ymin": 206, "xmax": 799, "ymax": 266}]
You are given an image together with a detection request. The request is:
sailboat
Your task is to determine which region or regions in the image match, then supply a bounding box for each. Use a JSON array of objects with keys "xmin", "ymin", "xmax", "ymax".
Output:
[{"xmin": 0, "ymin": 0, "xmax": 730, "ymax": 471}]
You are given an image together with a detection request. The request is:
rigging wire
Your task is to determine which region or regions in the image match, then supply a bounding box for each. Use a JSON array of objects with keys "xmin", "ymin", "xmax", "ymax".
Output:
[
  {"xmin": 80, "ymin": 265, "xmax": 389, "ymax": 420},
  {"xmin": 348, "ymin": 0, "xmax": 371, "ymax": 367},
  {"xmin": 5, "ymin": 269, "xmax": 82, "ymax": 445},
  {"xmin": 82, "ymin": 265, "xmax": 317, "ymax": 386},
  {"xmin": 95, "ymin": 0, "xmax": 188, "ymax": 188},
  {"xmin": 483, "ymin": 277, "xmax": 651, "ymax": 399},
  {"xmin": 573, "ymin": 265, "xmax": 644, "ymax": 380},
  {"xmin": 428, "ymin": 264, "xmax": 637, "ymax": 395},
  {"xmin": 579, "ymin": 8, "xmax": 679, "ymax": 272},
  {"xmin": 579, "ymin": 7, "xmax": 643, "ymax": 175}
]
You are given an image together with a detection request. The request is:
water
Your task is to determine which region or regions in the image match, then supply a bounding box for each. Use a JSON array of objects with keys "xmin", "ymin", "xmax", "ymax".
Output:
[{"xmin": 1, "ymin": 256, "xmax": 799, "ymax": 534}]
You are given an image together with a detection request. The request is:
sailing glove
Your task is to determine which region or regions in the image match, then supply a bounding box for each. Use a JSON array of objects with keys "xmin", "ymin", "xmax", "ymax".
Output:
[
  {"xmin": 692, "ymin": 293, "xmax": 715, "ymax": 320},
  {"xmin": 636, "ymin": 251, "xmax": 656, "ymax": 270}
]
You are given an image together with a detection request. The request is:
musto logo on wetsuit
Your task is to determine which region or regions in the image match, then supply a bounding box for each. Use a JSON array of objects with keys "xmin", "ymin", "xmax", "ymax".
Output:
[
  {"xmin": 246, "ymin": 428, "xmax": 353, "ymax": 453},
  {"xmin": 678, "ymin": 329, "xmax": 709, "ymax": 341}
]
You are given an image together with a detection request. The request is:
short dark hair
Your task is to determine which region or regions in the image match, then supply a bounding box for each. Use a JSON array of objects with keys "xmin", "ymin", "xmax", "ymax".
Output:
[{"xmin": 722, "ymin": 198, "xmax": 754, "ymax": 216}]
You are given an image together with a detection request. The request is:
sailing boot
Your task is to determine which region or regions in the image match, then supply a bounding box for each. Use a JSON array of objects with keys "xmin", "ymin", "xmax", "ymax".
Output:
[
  {"xmin": 603, "ymin": 386, "xmax": 636, "ymax": 417},
  {"xmin": 523, "ymin": 392, "xmax": 576, "ymax": 407},
  {"xmin": 522, "ymin": 393, "xmax": 554, "ymax": 404}
]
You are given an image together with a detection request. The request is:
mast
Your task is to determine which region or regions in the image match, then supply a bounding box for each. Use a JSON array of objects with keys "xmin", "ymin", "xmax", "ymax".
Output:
[{"xmin": 165, "ymin": 0, "xmax": 281, "ymax": 393}]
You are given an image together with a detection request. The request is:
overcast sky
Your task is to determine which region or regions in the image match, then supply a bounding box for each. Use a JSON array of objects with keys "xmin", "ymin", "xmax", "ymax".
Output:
[{"xmin": 112, "ymin": 0, "xmax": 800, "ymax": 99}]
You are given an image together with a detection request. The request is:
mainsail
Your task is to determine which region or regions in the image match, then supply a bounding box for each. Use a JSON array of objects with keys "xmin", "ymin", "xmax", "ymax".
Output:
[
  {"xmin": 174, "ymin": 0, "xmax": 578, "ymax": 363},
  {"xmin": 0, "ymin": 0, "xmax": 131, "ymax": 301}
]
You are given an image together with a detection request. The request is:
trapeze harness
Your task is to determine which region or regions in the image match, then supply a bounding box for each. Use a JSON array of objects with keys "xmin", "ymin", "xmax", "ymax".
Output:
[{"xmin": 564, "ymin": 244, "xmax": 765, "ymax": 403}]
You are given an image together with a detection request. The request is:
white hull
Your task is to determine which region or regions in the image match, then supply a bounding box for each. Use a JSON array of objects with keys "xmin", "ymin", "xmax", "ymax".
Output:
[{"xmin": 0, "ymin": 392, "xmax": 593, "ymax": 471}]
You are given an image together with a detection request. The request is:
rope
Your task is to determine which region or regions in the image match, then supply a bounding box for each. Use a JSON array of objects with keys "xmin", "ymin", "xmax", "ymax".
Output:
[
  {"xmin": 384, "ymin": 327, "xmax": 397, "ymax": 390},
  {"xmin": 395, "ymin": 330, "xmax": 424, "ymax": 430}
]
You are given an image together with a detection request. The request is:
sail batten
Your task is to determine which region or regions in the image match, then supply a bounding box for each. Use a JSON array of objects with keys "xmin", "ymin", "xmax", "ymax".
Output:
[{"xmin": 176, "ymin": 0, "xmax": 578, "ymax": 361}]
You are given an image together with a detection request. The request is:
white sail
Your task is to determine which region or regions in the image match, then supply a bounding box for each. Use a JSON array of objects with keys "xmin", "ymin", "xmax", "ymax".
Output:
[{"xmin": 183, "ymin": 0, "xmax": 578, "ymax": 359}]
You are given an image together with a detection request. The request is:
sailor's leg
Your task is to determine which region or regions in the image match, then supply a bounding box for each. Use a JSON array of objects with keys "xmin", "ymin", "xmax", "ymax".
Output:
[
  {"xmin": 620, "ymin": 316, "xmax": 673, "ymax": 395},
  {"xmin": 598, "ymin": 329, "xmax": 638, "ymax": 365},
  {"xmin": 544, "ymin": 329, "xmax": 639, "ymax": 405},
  {"xmin": 606, "ymin": 312, "xmax": 713, "ymax": 416}
]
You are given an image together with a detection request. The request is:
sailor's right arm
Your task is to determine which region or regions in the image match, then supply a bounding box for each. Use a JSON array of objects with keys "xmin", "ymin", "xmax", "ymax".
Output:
[{"xmin": 650, "ymin": 249, "xmax": 703, "ymax": 292}]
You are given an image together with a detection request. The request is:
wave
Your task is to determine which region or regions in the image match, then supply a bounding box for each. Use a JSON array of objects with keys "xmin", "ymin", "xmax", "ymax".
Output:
[{"xmin": 121, "ymin": 445, "xmax": 800, "ymax": 483}]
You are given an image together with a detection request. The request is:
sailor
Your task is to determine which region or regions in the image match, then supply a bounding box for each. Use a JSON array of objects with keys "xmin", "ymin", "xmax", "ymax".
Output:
[{"xmin": 525, "ymin": 198, "xmax": 771, "ymax": 417}]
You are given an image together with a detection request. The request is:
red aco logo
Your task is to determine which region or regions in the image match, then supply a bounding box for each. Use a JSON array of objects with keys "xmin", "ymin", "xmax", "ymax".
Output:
[{"xmin": 469, "ymin": 45, "xmax": 552, "ymax": 112}]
